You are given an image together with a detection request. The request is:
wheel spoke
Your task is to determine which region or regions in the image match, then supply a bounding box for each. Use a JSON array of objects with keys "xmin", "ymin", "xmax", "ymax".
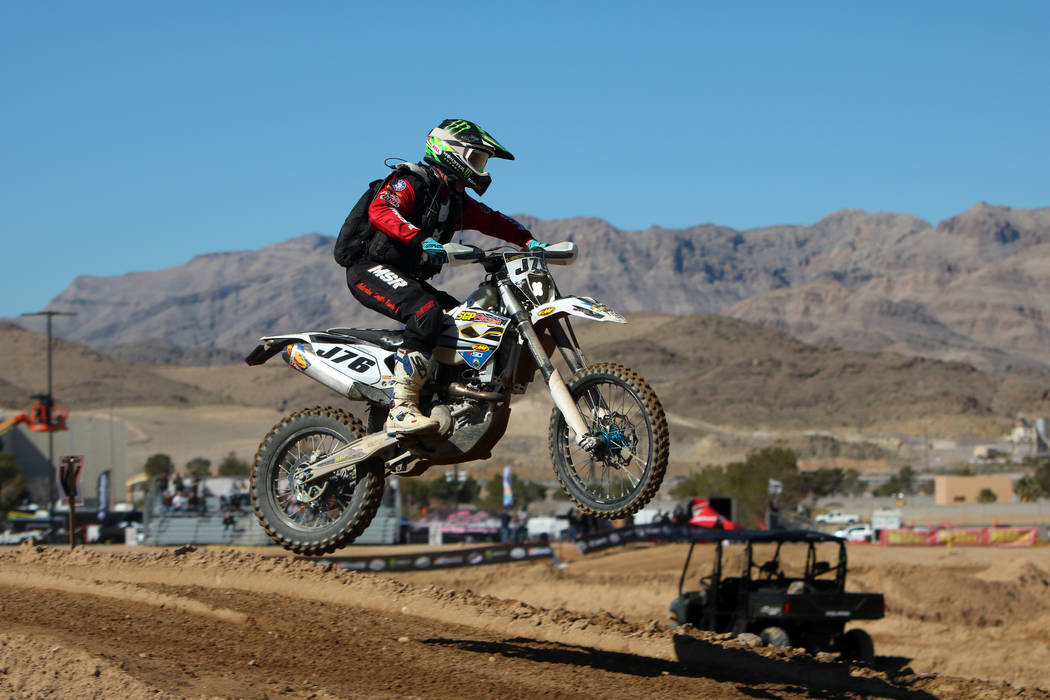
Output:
[
  {"xmin": 268, "ymin": 427, "xmax": 357, "ymax": 531},
  {"xmin": 553, "ymin": 365, "xmax": 667, "ymax": 516}
]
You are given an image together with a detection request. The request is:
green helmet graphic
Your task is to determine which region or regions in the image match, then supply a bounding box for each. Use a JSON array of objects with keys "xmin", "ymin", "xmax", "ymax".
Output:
[{"xmin": 423, "ymin": 119, "xmax": 514, "ymax": 196}]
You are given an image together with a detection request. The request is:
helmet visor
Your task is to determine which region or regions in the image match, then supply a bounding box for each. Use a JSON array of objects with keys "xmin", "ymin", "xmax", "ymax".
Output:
[{"xmin": 464, "ymin": 147, "xmax": 491, "ymax": 173}]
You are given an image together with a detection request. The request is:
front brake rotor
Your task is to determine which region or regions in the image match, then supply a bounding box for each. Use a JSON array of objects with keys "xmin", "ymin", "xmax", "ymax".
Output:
[{"xmin": 593, "ymin": 413, "xmax": 638, "ymax": 468}]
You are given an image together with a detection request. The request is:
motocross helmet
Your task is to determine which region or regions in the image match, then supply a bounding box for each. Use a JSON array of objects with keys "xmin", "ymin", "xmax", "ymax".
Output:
[{"xmin": 423, "ymin": 119, "xmax": 514, "ymax": 196}]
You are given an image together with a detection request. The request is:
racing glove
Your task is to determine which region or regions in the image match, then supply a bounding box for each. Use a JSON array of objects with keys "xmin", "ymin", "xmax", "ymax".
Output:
[
  {"xmin": 525, "ymin": 239, "xmax": 548, "ymax": 251},
  {"xmin": 420, "ymin": 237, "xmax": 447, "ymax": 266}
]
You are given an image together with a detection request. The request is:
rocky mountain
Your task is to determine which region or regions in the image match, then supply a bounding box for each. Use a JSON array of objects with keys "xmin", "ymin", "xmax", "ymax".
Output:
[
  {"xmin": 12, "ymin": 202, "xmax": 1050, "ymax": 371},
  {"xmin": 6, "ymin": 314, "xmax": 1048, "ymax": 437}
]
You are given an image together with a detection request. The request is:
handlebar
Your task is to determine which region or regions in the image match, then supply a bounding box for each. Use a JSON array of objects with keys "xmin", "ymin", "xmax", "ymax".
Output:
[{"xmin": 443, "ymin": 241, "xmax": 578, "ymax": 267}]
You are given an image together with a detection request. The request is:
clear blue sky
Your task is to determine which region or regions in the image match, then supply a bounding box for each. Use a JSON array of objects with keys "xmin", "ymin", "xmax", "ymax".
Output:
[{"xmin": 2, "ymin": 1, "xmax": 1047, "ymax": 319}]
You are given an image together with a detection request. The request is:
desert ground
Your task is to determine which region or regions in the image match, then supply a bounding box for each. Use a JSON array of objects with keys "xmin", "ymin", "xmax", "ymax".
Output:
[
  {"xmin": 1, "ymin": 540, "xmax": 1047, "ymax": 699},
  {"xmin": 4, "ymin": 315, "xmax": 1050, "ymax": 698}
]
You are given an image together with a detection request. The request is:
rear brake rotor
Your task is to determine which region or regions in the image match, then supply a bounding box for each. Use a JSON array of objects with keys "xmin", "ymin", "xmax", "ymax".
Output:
[{"xmin": 290, "ymin": 457, "xmax": 327, "ymax": 504}]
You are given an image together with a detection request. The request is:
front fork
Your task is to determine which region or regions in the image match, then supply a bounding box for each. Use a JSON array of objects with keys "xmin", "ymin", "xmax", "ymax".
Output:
[{"xmin": 498, "ymin": 281, "xmax": 597, "ymax": 450}]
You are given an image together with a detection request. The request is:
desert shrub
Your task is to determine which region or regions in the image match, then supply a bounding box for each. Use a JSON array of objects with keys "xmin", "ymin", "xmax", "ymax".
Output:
[
  {"xmin": 143, "ymin": 454, "xmax": 174, "ymax": 478},
  {"xmin": 478, "ymin": 472, "xmax": 547, "ymax": 510},
  {"xmin": 217, "ymin": 452, "xmax": 250, "ymax": 477},
  {"xmin": 185, "ymin": 457, "xmax": 212, "ymax": 478},
  {"xmin": 798, "ymin": 467, "xmax": 865, "ymax": 498},
  {"xmin": 873, "ymin": 465, "xmax": 917, "ymax": 497},
  {"xmin": 0, "ymin": 453, "xmax": 27, "ymax": 514},
  {"xmin": 399, "ymin": 473, "xmax": 485, "ymax": 515},
  {"xmin": 1032, "ymin": 458, "xmax": 1050, "ymax": 495},
  {"xmin": 977, "ymin": 488, "xmax": 998, "ymax": 503},
  {"xmin": 1015, "ymin": 475, "xmax": 1042, "ymax": 502},
  {"xmin": 671, "ymin": 447, "xmax": 802, "ymax": 527}
]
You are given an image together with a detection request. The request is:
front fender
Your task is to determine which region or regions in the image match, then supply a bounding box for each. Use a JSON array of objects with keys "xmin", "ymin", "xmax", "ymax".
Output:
[{"xmin": 530, "ymin": 296, "xmax": 626, "ymax": 325}]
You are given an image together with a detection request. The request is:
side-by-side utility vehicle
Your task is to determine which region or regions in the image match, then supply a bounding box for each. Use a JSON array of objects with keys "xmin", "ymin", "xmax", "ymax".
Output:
[{"xmin": 669, "ymin": 530, "xmax": 884, "ymax": 663}]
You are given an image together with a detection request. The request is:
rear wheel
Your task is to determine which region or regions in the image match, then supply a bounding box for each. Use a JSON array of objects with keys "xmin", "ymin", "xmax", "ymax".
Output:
[
  {"xmin": 839, "ymin": 628, "xmax": 875, "ymax": 664},
  {"xmin": 549, "ymin": 363, "xmax": 669, "ymax": 519},
  {"xmin": 250, "ymin": 406, "xmax": 385, "ymax": 555}
]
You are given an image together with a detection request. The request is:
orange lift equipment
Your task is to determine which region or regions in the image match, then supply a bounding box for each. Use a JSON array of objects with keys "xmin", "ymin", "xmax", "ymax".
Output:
[{"xmin": 0, "ymin": 395, "xmax": 69, "ymax": 436}]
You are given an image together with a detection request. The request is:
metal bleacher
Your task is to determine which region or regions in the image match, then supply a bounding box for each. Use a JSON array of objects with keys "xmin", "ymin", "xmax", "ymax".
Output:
[
  {"xmin": 143, "ymin": 496, "xmax": 272, "ymax": 547},
  {"xmin": 142, "ymin": 483, "xmax": 402, "ymax": 547}
]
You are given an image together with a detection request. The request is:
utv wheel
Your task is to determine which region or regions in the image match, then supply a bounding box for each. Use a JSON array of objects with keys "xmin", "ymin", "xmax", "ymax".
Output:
[
  {"xmin": 760, "ymin": 626, "xmax": 790, "ymax": 649},
  {"xmin": 250, "ymin": 406, "xmax": 385, "ymax": 555},
  {"xmin": 549, "ymin": 362, "xmax": 669, "ymax": 519},
  {"xmin": 839, "ymin": 628, "xmax": 875, "ymax": 664}
]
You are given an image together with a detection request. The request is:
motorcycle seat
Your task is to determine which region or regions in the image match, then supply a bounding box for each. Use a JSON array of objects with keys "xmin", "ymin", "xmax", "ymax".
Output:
[{"xmin": 325, "ymin": 328, "xmax": 404, "ymax": 351}]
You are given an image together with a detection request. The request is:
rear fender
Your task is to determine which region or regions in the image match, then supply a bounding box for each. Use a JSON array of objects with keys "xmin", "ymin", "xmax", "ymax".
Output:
[
  {"xmin": 244, "ymin": 334, "xmax": 314, "ymax": 366},
  {"xmin": 530, "ymin": 296, "xmax": 626, "ymax": 325}
]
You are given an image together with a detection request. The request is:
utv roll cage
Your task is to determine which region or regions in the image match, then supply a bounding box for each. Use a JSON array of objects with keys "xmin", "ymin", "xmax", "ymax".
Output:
[{"xmin": 677, "ymin": 529, "xmax": 847, "ymax": 597}]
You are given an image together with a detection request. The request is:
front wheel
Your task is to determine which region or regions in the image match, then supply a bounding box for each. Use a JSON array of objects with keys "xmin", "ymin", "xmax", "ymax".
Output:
[
  {"xmin": 549, "ymin": 362, "xmax": 669, "ymax": 519},
  {"xmin": 761, "ymin": 626, "xmax": 791, "ymax": 649},
  {"xmin": 250, "ymin": 406, "xmax": 385, "ymax": 555}
]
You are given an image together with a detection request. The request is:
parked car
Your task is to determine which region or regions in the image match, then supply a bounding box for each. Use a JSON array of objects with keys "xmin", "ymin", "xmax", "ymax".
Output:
[
  {"xmin": 815, "ymin": 511, "xmax": 860, "ymax": 525},
  {"xmin": 0, "ymin": 529, "xmax": 42, "ymax": 545},
  {"xmin": 833, "ymin": 523, "xmax": 874, "ymax": 542}
]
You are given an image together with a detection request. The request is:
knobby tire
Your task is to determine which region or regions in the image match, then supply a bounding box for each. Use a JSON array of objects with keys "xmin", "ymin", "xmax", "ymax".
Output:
[
  {"xmin": 549, "ymin": 362, "xmax": 669, "ymax": 519},
  {"xmin": 250, "ymin": 406, "xmax": 385, "ymax": 555}
]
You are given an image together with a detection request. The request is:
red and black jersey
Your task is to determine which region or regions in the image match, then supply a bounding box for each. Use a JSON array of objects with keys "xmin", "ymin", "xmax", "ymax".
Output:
[{"xmin": 364, "ymin": 165, "xmax": 531, "ymax": 276}]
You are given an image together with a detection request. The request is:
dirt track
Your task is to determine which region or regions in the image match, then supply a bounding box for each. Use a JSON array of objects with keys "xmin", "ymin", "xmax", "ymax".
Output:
[{"xmin": 1, "ymin": 543, "xmax": 1047, "ymax": 699}]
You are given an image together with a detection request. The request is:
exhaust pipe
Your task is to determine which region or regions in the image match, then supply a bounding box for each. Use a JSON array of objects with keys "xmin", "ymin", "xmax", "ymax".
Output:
[
  {"xmin": 447, "ymin": 382, "xmax": 506, "ymax": 402},
  {"xmin": 281, "ymin": 343, "xmax": 359, "ymax": 398}
]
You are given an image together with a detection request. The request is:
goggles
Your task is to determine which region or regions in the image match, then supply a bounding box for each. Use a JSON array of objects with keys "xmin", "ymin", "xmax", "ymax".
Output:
[{"xmin": 463, "ymin": 147, "xmax": 491, "ymax": 173}]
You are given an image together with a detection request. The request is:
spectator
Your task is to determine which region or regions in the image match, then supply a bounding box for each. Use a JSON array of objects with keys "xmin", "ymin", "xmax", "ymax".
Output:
[
  {"xmin": 515, "ymin": 506, "xmax": 529, "ymax": 542},
  {"xmin": 499, "ymin": 508, "xmax": 511, "ymax": 544},
  {"xmin": 199, "ymin": 481, "xmax": 212, "ymax": 515},
  {"xmin": 672, "ymin": 504, "xmax": 688, "ymax": 539}
]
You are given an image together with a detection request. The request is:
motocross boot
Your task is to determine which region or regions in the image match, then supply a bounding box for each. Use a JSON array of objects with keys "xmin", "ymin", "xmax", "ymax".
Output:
[{"xmin": 385, "ymin": 349, "xmax": 439, "ymax": 435}]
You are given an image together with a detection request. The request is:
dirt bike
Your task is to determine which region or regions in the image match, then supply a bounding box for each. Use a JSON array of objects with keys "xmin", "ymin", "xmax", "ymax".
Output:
[{"xmin": 245, "ymin": 242, "xmax": 669, "ymax": 554}]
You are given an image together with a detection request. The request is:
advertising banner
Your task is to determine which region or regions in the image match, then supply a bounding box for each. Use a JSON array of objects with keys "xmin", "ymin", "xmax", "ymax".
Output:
[
  {"xmin": 56, "ymin": 455, "xmax": 84, "ymax": 506},
  {"xmin": 97, "ymin": 470, "xmax": 110, "ymax": 520},
  {"xmin": 502, "ymin": 465, "xmax": 513, "ymax": 508},
  {"xmin": 311, "ymin": 541, "xmax": 555, "ymax": 573},
  {"xmin": 574, "ymin": 523, "xmax": 710, "ymax": 554},
  {"xmin": 986, "ymin": 527, "xmax": 1038, "ymax": 546},
  {"xmin": 880, "ymin": 526, "xmax": 1038, "ymax": 546}
]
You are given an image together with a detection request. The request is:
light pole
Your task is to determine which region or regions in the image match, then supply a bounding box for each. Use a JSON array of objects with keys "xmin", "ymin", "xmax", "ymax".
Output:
[{"xmin": 20, "ymin": 310, "xmax": 76, "ymax": 538}]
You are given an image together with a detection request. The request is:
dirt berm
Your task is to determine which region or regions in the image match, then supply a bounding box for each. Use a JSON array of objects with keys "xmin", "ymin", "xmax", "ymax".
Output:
[{"xmin": 1, "ymin": 544, "xmax": 1047, "ymax": 699}]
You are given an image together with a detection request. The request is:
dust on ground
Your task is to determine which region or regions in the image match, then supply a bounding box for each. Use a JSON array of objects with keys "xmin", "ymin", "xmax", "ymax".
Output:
[{"xmin": 1, "ymin": 542, "xmax": 1047, "ymax": 699}]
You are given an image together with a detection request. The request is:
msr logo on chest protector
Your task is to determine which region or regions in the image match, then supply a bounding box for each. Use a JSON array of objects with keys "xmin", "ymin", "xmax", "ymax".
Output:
[{"xmin": 368, "ymin": 264, "xmax": 409, "ymax": 289}]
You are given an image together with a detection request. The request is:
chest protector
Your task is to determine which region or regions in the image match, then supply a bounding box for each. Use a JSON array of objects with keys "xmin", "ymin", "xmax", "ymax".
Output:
[{"xmin": 335, "ymin": 162, "xmax": 463, "ymax": 278}]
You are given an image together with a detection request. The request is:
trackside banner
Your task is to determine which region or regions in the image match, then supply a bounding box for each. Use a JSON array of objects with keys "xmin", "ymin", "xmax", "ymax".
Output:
[
  {"xmin": 308, "ymin": 542, "xmax": 555, "ymax": 572},
  {"xmin": 880, "ymin": 526, "xmax": 1037, "ymax": 546},
  {"xmin": 573, "ymin": 524, "xmax": 839, "ymax": 555},
  {"xmin": 574, "ymin": 523, "xmax": 699, "ymax": 554}
]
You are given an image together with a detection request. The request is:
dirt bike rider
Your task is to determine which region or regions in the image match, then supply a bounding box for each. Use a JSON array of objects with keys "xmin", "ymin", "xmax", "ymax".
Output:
[{"xmin": 344, "ymin": 119, "xmax": 548, "ymax": 436}]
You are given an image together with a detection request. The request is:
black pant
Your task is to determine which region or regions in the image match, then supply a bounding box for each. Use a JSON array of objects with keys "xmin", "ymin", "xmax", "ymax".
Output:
[{"xmin": 345, "ymin": 262, "xmax": 458, "ymax": 353}]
